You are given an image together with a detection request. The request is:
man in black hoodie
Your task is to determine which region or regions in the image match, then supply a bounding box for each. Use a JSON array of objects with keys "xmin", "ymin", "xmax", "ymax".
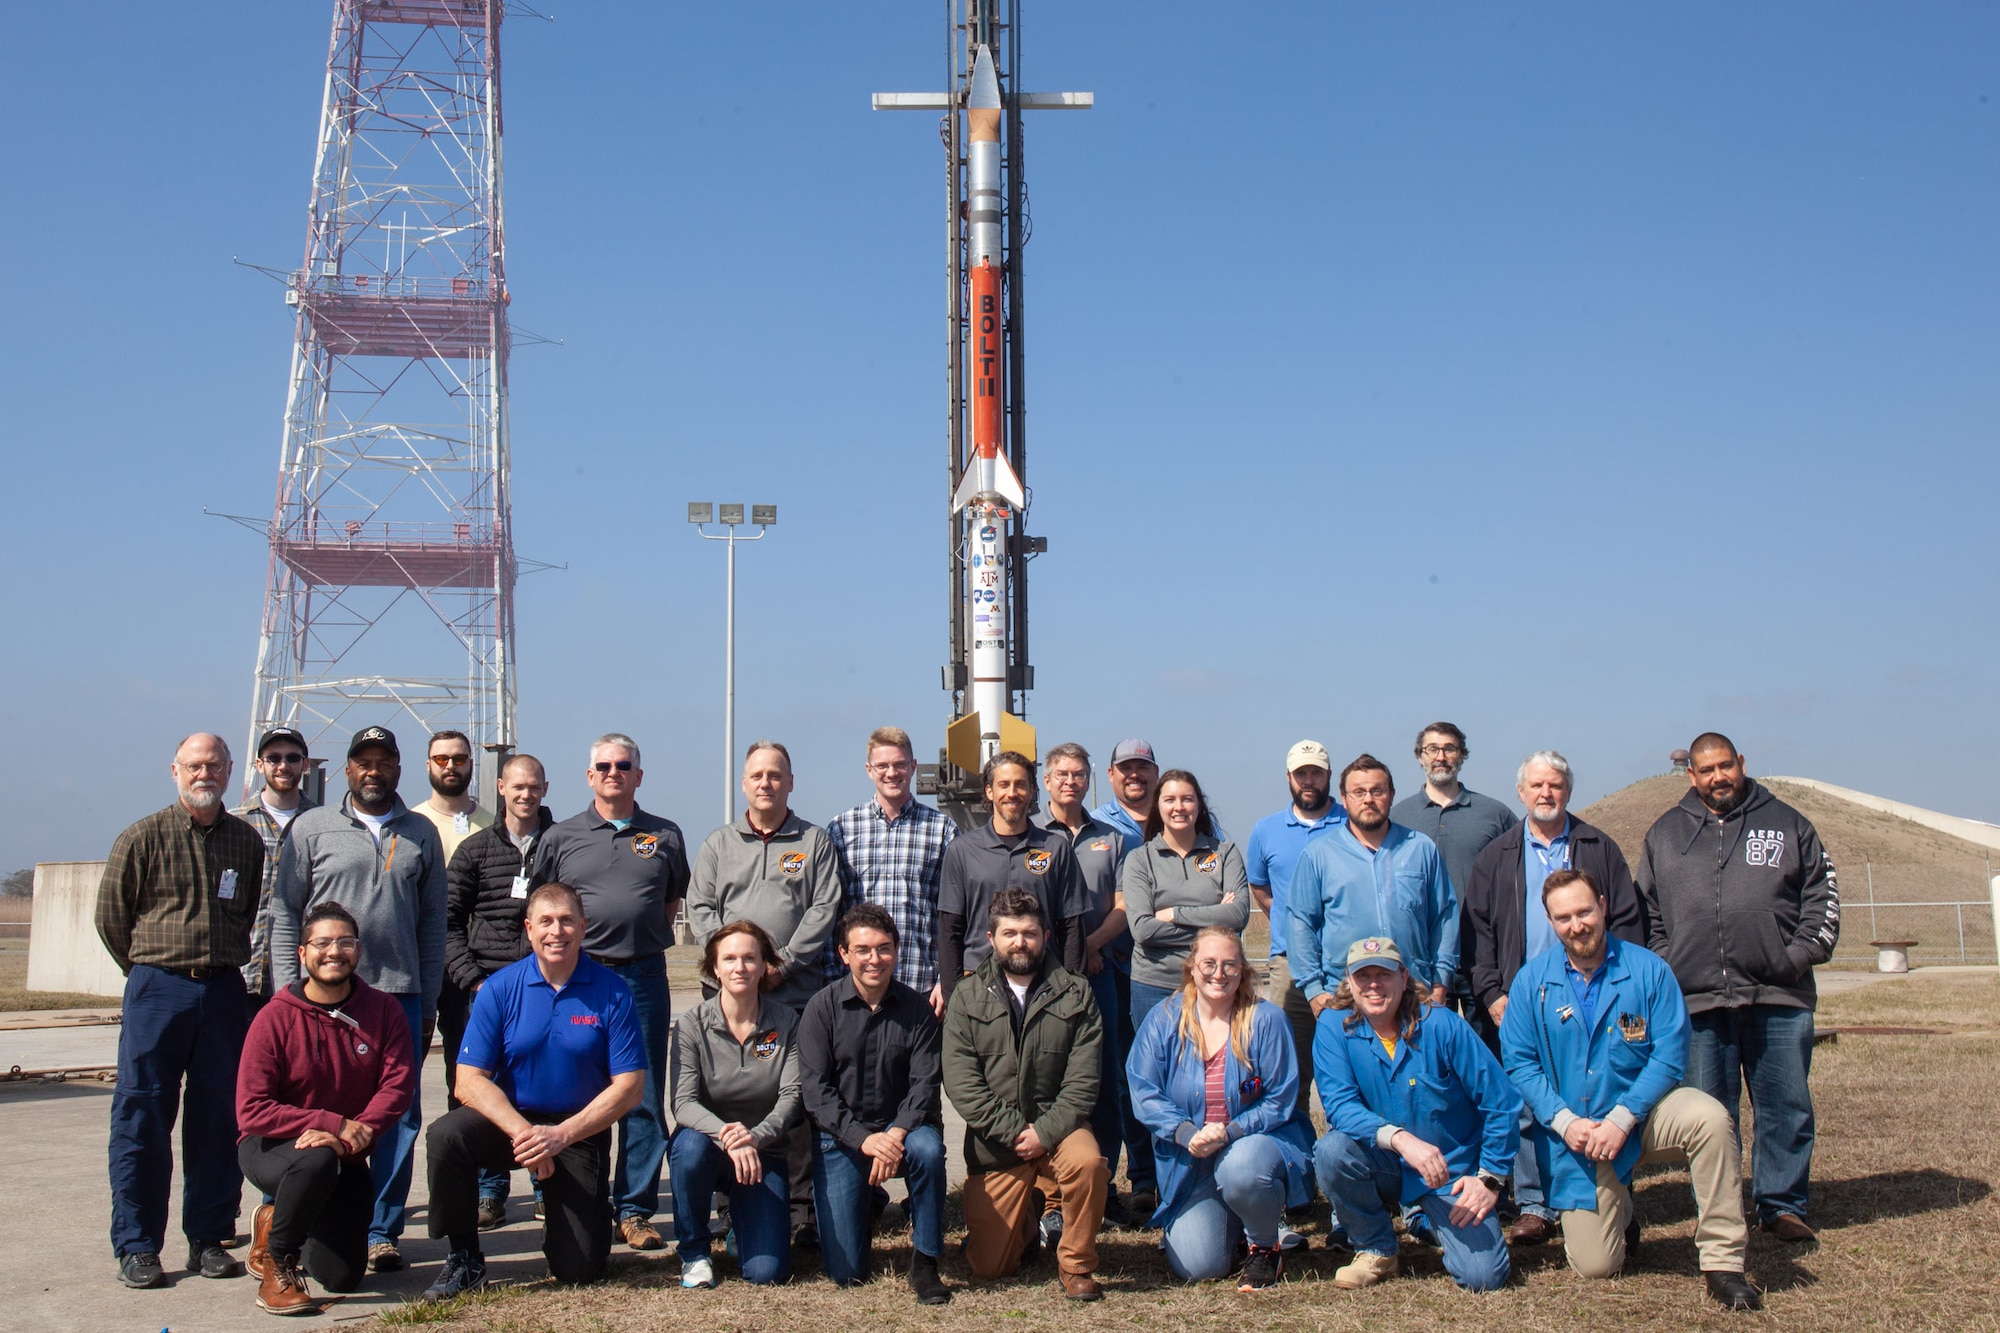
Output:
[{"xmin": 1637, "ymin": 734, "xmax": 1840, "ymax": 1243}]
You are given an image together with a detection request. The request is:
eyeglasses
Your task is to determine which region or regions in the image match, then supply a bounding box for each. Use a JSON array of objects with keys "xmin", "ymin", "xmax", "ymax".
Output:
[
  {"xmin": 305, "ymin": 936, "xmax": 360, "ymax": 953},
  {"xmin": 261, "ymin": 752, "xmax": 307, "ymax": 767},
  {"xmin": 1419, "ymin": 744, "xmax": 1463, "ymax": 758},
  {"xmin": 844, "ymin": 945, "xmax": 896, "ymax": 960},
  {"xmin": 178, "ymin": 761, "xmax": 228, "ymax": 775},
  {"xmin": 1345, "ymin": 786, "xmax": 1393, "ymax": 800},
  {"xmin": 430, "ymin": 753, "xmax": 471, "ymax": 767},
  {"xmin": 1195, "ymin": 960, "xmax": 1244, "ymax": 978},
  {"xmin": 868, "ymin": 761, "xmax": 913, "ymax": 776},
  {"xmin": 593, "ymin": 760, "xmax": 633, "ymax": 773}
]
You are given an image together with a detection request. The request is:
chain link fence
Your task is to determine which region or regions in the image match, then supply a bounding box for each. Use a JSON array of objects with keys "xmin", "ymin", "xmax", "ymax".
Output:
[{"xmin": 1836, "ymin": 858, "xmax": 1998, "ymax": 967}]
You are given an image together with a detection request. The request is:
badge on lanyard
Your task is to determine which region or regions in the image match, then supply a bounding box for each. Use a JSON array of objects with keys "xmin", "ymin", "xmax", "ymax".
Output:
[
  {"xmin": 510, "ymin": 873, "xmax": 531, "ymax": 899},
  {"xmin": 218, "ymin": 869, "xmax": 239, "ymax": 900}
]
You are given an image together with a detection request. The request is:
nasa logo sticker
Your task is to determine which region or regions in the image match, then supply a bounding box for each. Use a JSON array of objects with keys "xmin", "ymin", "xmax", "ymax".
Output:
[
  {"xmin": 631, "ymin": 833, "xmax": 660, "ymax": 859},
  {"xmin": 779, "ymin": 851, "xmax": 807, "ymax": 877},
  {"xmin": 1196, "ymin": 852, "xmax": 1219, "ymax": 875},
  {"xmin": 1025, "ymin": 849, "xmax": 1051, "ymax": 875},
  {"xmin": 752, "ymin": 1029, "xmax": 781, "ymax": 1061},
  {"xmin": 979, "ymin": 525, "xmax": 997, "ymax": 542}
]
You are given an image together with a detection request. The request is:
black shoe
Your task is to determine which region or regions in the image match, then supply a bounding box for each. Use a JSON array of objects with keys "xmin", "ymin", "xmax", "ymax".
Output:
[
  {"xmin": 910, "ymin": 1250, "xmax": 952, "ymax": 1305},
  {"xmin": 118, "ymin": 1252, "xmax": 166, "ymax": 1289},
  {"xmin": 1102, "ymin": 1193, "xmax": 1139, "ymax": 1230},
  {"xmin": 1624, "ymin": 1217, "xmax": 1642, "ymax": 1269},
  {"xmin": 421, "ymin": 1249, "xmax": 489, "ymax": 1302},
  {"xmin": 477, "ymin": 1196, "xmax": 507, "ymax": 1231},
  {"xmin": 1128, "ymin": 1186, "xmax": 1158, "ymax": 1218},
  {"xmin": 792, "ymin": 1219, "xmax": 820, "ymax": 1250},
  {"xmin": 189, "ymin": 1241, "xmax": 244, "ymax": 1279},
  {"xmin": 1237, "ymin": 1244, "xmax": 1282, "ymax": 1292},
  {"xmin": 1037, "ymin": 1210, "xmax": 1065, "ymax": 1251},
  {"xmin": 1705, "ymin": 1270, "xmax": 1763, "ymax": 1312}
]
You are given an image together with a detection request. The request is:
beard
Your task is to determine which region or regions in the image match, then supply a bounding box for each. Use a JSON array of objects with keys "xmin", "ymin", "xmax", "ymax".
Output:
[
  {"xmin": 356, "ymin": 778, "xmax": 392, "ymax": 806},
  {"xmin": 999, "ymin": 944, "xmax": 1044, "ymax": 978},
  {"xmin": 1701, "ymin": 781, "xmax": 1745, "ymax": 815},
  {"xmin": 430, "ymin": 768, "xmax": 470, "ymax": 797},
  {"xmin": 1348, "ymin": 808, "xmax": 1389, "ymax": 833},
  {"xmin": 179, "ymin": 784, "xmax": 222, "ymax": 812},
  {"xmin": 1291, "ymin": 783, "xmax": 1329, "ymax": 813},
  {"xmin": 1425, "ymin": 760, "xmax": 1462, "ymax": 785}
]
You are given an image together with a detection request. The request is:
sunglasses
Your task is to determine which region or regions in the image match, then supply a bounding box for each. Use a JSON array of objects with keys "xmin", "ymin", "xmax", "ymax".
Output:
[
  {"xmin": 261, "ymin": 752, "xmax": 307, "ymax": 767},
  {"xmin": 430, "ymin": 753, "xmax": 471, "ymax": 767},
  {"xmin": 593, "ymin": 760, "xmax": 633, "ymax": 773}
]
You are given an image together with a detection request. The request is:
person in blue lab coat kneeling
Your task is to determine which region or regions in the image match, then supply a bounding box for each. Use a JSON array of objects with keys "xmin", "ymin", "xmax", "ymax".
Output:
[
  {"xmin": 1313, "ymin": 936, "xmax": 1517, "ymax": 1292},
  {"xmin": 1126, "ymin": 927, "xmax": 1312, "ymax": 1292}
]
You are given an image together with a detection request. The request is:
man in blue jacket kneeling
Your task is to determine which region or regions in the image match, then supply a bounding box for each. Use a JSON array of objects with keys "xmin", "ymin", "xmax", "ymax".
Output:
[
  {"xmin": 1500, "ymin": 869, "xmax": 1761, "ymax": 1312},
  {"xmin": 1313, "ymin": 936, "xmax": 1517, "ymax": 1292}
]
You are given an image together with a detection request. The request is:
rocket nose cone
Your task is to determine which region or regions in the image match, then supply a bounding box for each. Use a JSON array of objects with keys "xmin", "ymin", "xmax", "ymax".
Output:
[{"xmin": 970, "ymin": 44, "xmax": 1001, "ymax": 110}]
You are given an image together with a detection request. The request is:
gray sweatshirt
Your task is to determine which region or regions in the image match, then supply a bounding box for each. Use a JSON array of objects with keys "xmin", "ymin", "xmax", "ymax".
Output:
[
  {"xmin": 270, "ymin": 795, "xmax": 448, "ymax": 1011},
  {"xmin": 1122, "ymin": 833, "xmax": 1252, "ymax": 989},
  {"xmin": 669, "ymin": 994, "xmax": 803, "ymax": 1150},
  {"xmin": 687, "ymin": 814, "xmax": 843, "ymax": 1003}
]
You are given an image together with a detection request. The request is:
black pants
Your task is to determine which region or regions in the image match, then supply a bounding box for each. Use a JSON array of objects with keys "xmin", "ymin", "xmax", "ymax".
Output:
[
  {"xmin": 427, "ymin": 1106, "xmax": 612, "ymax": 1284},
  {"xmin": 437, "ymin": 981, "xmax": 473, "ymax": 1109},
  {"xmin": 237, "ymin": 1137, "xmax": 372, "ymax": 1292}
]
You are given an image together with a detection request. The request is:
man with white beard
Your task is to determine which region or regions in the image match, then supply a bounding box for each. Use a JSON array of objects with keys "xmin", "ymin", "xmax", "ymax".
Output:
[{"xmin": 96, "ymin": 733, "xmax": 267, "ymax": 1289}]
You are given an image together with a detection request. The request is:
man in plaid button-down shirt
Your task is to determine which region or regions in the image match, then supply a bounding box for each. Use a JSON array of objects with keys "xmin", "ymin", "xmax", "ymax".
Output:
[{"xmin": 826, "ymin": 726, "xmax": 959, "ymax": 1014}]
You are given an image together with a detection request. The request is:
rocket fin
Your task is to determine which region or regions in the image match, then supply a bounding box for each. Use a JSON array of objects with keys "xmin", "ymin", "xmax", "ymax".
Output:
[
  {"xmin": 989, "ymin": 450, "xmax": 1027, "ymax": 509},
  {"xmin": 951, "ymin": 466, "xmax": 981, "ymax": 513}
]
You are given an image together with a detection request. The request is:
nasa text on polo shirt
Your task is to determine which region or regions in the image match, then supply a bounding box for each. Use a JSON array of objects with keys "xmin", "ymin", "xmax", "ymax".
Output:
[
  {"xmin": 937, "ymin": 821, "xmax": 1089, "ymax": 969},
  {"xmin": 533, "ymin": 805, "xmax": 690, "ymax": 960},
  {"xmin": 459, "ymin": 953, "xmax": 647, "ymax": 1116}
]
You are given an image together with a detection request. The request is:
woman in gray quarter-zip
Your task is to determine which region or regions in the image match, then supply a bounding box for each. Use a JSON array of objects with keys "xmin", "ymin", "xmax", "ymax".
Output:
[{"xmin": 667, "ymin": 921, "xmax": 802, "ymax": 1288}]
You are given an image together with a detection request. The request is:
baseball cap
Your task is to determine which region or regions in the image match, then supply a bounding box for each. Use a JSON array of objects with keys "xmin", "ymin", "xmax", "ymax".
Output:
[
  {"xmin": 1345, "ymin": 936, "xmax": 1404, "ymax": 972},
  {"xmin": 1109, "ymin": 739, "xmax": 1156, "ymax": 766},
  {"xmin": 347, "ymin": 725, "xmax": 400, "ymax": 759},
  {"xmin": 257, "ymin": 726, "xmax": 308, "ymax": 757},
  {"xmin": 1286, "ymin": 740, "xmax": 1331, "ymax": 773}
]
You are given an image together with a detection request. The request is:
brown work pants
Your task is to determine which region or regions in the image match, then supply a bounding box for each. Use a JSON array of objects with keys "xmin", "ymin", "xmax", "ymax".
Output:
[
  {"xmin": 1561, "ymin": 1086, "xmax": 1749, "ymax": 1278},
  {"xmin": 964, "ymin": 1128, "xmax": 1108, "ymax": 1279}
]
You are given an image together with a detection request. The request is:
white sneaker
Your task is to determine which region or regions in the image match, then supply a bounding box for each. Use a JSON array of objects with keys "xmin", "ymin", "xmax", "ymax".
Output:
[
  {"xmin": 681, "ymin": 1256, "xmax": 717, "ymax": 1289},
  {"xmin": 1276, "ymin": 1224, "xmax": 1307, "ymax": 1251}
]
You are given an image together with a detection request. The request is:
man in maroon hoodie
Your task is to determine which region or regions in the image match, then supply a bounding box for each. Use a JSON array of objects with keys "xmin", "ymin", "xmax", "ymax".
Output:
[{"xmin": 237, "ymin": 901, "xmax": 417, "ymax": 1315}]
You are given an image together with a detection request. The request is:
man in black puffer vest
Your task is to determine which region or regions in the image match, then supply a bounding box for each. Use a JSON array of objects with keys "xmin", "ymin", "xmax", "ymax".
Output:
[
  {"xmin": 442, "ymin": 752, "xmax": 556, "ymax": 1228},
  {"xmin": 1638, "ymin": 733, "xmax": 1840, "ymax": 1246}
]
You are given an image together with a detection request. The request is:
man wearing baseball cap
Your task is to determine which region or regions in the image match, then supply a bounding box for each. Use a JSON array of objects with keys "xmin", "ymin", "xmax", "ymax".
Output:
[
  {"xmin": 271, "ymin": 725, "xmax": 449, "ymax": 1274},
  {"xmin": 1313, "ymin": 937, "xmax": 1517, "ymax": 1293},
  {"xmin": 1245, "ymin": 740, "xmax": 1345, "ymax": 1138},
  {"xmin": 239, "ymin": 726, "xmax": 319, "ymax": 1014},
  {"xmin": 1090, "ymin": 738, "xmax": 1162, "ymax": 1218}
]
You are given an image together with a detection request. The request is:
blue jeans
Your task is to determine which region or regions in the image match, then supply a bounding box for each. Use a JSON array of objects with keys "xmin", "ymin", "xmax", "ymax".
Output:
[
  {"xmin": 1161, "ymin": 1134, "xmax": 1288, "ymax": 1281},
  {"xmin": 1085, "ymin": 967, "xmax": 1124, "ymax": 1175},
  {"xmin": 813, "ymin": 1125, "xmax": 947, "ymax": 1284},
  {"xmin": 1684, "ymin": 1004, "xmax": 1815, "ymax": 1224},
  {"xmin": 610, "ymin": 956, "xmax": 670, "ymax": 1221},
  {"xmin": 108, "ymin": 965, "xmax": 248, "ymax": 1257},
  {"xmin": 1314, "ymin": 1131, "xmax": 1510, "ymax": 1292},
  {"xmin": 1513, "ymin": 1105, "xmax": 1556, "ymax": 1221},
  {"xmin": 667, "ymin": 1127, "xmax": 790, "ymax": 1284},
  {"xmin": 1111, "ymin": 962, "xmax": 1155, "ymax": 1193},
  {"xmin": 369, "ymin": 993, "xmax": 424, "ymax": 1245}
]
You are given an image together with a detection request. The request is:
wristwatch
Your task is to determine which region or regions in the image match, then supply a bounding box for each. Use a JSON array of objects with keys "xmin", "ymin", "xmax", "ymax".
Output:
[{"xmin": 1477, "ymin": 1172, "xmax": 1507, "ymax": 1195}]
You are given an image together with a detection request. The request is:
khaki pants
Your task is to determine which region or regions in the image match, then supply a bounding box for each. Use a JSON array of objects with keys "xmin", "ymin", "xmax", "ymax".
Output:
[
  {"xmin": 964, "ymin": 1129, "xmax": 1109, "ymax": 1279},
  {"xmin": 1261, "ymin": 954, "xmax": 1319, "ymax": 1122},
  {"xmin": 1560, "ymin": 1086, "xmax": 1748, "ymax": 1278}
]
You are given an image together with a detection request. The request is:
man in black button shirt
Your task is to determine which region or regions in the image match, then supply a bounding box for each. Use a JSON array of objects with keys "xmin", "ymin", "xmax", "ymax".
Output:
[{"xmin": 797, "ymin": 905, "xmax": 950, "ymax": 1305}]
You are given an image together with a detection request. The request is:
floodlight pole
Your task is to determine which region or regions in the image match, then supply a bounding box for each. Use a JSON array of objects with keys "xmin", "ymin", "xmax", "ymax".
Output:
[{"xmin": 689, "ymin": 503, "xmax": 776, "ymax": 825}]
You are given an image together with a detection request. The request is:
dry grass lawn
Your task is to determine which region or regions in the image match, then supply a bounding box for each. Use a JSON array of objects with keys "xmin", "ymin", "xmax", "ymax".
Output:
[{"xmin": 378, "ymin": 973, "xmax": 2000, "ymax": 1332}]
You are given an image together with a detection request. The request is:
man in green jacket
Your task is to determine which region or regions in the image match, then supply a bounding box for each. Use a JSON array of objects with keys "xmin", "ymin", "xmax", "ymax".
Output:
[{"xmin": 942, "ymin": 888, "xmax": 1109, "ymax": 1301}]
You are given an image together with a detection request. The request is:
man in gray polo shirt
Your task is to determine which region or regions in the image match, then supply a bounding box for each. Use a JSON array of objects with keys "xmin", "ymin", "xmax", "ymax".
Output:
[{"xmin": 532, "ymin": 732, "xmax": 690, "ymax": 1252}]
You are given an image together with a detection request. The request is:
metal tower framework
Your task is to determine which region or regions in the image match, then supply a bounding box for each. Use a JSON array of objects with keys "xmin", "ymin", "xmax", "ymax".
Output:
[{"xmin": 245, "ymin": 0, "xmax": 518, "ymax": 797}]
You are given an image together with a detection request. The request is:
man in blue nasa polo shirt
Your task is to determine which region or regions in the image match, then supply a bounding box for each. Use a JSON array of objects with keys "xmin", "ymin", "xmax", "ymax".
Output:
[{"xmin": 423, "ymin": 882, "xmax": 646, "ymax": 1298}]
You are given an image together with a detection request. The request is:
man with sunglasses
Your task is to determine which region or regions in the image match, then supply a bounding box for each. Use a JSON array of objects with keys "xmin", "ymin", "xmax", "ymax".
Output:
[
  {"xmin": 239, "ymin": 726, "xmax": 319, "ymax": 1015},
  {"xmin": 532, "ymin": 732, "xmax": 690, "ymax": 1252},
  {"xmin": 271, "ymin": 724, "xmax": 449, "ymax": 1274},
  {"xmin": 414, "ymin": 730, "xmax": 493, "ymax": 864}
]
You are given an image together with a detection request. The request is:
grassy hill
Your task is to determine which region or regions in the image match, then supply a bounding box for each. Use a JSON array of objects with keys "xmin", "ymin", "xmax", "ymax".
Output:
[{"xmin": 1581, "ymin": 774, "xmax": 1997, "ymax": 967}]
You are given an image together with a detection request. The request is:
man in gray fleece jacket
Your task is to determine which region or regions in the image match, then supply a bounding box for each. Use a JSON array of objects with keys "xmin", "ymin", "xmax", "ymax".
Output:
[
  {"xmin": 1637, "ymin": 733, "xmax": 1840, "ymax": 1243},
  {"xmin": 270, "ymin": 726, "xmax": 447, "ymax": 1270}
]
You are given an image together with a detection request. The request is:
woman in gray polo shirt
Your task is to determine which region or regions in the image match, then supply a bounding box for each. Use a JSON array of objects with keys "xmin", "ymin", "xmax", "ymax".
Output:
[
  {"xmin": 667, "ymin": 921, "xmax": 802, "ymax": 1289},
  {"xmin": 1123, "ymin": 769, "xmax": 1251, "ymax": 1026}
]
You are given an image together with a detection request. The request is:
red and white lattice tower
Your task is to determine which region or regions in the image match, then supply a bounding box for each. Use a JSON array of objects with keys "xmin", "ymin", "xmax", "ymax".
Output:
[{"xmin": 246, "ymin": 0, "xmax": 517, "ymax": 795}]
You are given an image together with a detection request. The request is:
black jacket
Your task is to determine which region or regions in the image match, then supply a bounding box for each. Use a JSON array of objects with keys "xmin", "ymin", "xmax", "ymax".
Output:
[
  {"xmin": 1637, "ymin": 780, "xmax": 1840, "ymax": 1013},
  {"xmin": 1465, "ymin": 817, "xmax": 1649, "ymax": 1011},
  {"xmin": 443, "ymin": 808, "xmax": 553, "ymax": 992}
]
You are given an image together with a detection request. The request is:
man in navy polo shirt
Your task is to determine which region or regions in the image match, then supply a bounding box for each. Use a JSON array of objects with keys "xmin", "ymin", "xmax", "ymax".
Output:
[{"xmin": 422, "ymin": 882, "xmax": 646, "ymax": 1298}]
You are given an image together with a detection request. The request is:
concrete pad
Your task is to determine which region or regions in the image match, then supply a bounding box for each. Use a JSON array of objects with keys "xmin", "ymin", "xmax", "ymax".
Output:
[{"xmin": 3, "ymin": 982, "xmax": 971, "ymax": 1332}]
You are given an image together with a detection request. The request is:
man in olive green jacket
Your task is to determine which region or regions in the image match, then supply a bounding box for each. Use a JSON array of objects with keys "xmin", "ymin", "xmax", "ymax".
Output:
[{"xmin": 942, "ymin": 888, "xmax": 1109, "ymax": 1300}]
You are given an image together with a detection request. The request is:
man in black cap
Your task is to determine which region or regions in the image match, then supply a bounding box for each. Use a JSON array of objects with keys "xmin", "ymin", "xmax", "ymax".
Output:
[
  {"xmin": 238, "ymin": 726, "xmax": 318, "ymax": 1015},
  {"xmin": 271, "ymin": 725, "xmax": 448, "ymax": 1274}
]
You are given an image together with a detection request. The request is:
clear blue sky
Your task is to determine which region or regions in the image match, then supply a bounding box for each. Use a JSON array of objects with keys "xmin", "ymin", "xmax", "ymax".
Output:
[{"xmin": 2, "ymin": 2, "xmax": 1994, "ymax": 874}]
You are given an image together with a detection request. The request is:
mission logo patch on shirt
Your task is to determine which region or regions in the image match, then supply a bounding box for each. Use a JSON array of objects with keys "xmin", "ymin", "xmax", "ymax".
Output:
[
  {"xmin": 631, "ymin": 833, "xmax": 660, "ymax": 859},
  {"xmin": 1196, "ymin": 852, "xmax": 1219, "ymax": 874},
  {"xmin": 1025, "ymin": 850, "xmax": 1051, "ymax": 875},
  {"xmin": 779, "ymin": 851, "xmax": 807, "ymax": 876},
  {"xmin": 1089, "ymin": 840, "xmax": 1111, "ymax": 853},
  {"xmin": 753, "ymin": 1029, "xmax": 781, "ymax": 1060}
]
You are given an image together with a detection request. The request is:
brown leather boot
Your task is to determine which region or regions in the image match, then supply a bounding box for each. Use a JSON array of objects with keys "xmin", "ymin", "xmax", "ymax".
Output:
[
  {"xmin": 1058, "ymin": 1270, "xmax": 1103, "ymax": 1301},
  {"xmin": 256, "ymin": 1255, "xmax": 317, "ymax": 1316},
  {"xmin": 246, "ymin": 1204, "xmax": 275, "ymax": 1281}
]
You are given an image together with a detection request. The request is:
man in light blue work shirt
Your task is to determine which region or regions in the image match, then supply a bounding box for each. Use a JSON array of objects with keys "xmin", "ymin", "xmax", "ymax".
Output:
[
  {"xmin": 1245, "ymin": 739, "xmax": 1344, "ymax": 1127},
  {"xmin": 1288, "ymin": 754, "xmax": 1458, "ymax": 1016},
  {"xmin": 1088, "ymin": 738, "xmax": 1159, "ymax": 1217}
]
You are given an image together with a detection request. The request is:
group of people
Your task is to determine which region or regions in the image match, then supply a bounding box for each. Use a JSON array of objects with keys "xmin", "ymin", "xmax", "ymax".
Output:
[{"xmin": 93, "ymin": 717, "xmax": 1837, "ymax": 1314}]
